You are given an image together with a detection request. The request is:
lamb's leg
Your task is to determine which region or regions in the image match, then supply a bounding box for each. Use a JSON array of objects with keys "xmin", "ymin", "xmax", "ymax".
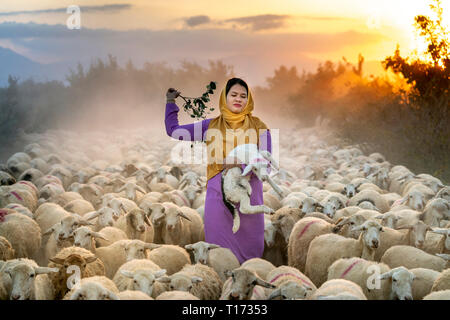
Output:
[
  {"xmin": 232, "ymin": 209, "xmax": 241, "ymax": 234},
  {"xmin": 239, "ymin": 196, "xmax": 274, "ymax": 215}
]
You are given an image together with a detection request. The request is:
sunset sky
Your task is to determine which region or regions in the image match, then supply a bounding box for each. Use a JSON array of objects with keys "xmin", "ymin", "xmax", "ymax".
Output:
[{"xmin": 0, "ymin": 0, "xmax": 448, "ymax": 86}]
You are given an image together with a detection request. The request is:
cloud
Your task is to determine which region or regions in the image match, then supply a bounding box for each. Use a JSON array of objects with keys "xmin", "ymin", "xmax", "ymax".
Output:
[
  {"xmin": 295, "ymin": 15, "xmax": 359, "ymax": 22},
  {"xmin": 224, "ymin": 14, "xmax": 291, "ymax": 31},
  {"xmin": 184, "ymin": 15, "xmax": 211, "ymax": 27},
  {"xmin": 0, "ymin": 4, "xmax": 132, "ymax": 16}
]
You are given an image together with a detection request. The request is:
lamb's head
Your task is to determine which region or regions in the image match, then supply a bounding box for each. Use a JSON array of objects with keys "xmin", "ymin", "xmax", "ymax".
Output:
[
  {"xmin": 126, "ymin": 208, "xmax": 152, "ymax": 233},
  {"xmin": 380, "ymin": 267, "xmax": 415, "ymax": 300},
  {"xmin": 70, "ymin": 282, "xmax": 119, "ymax": 300},
  {"xmin": 158, "ymin": 272, "xmax": 202, "ymax": 294},
  {"xmin": 374, "ymin": 213, "xmax": 398, "ymax": 229},
  {"xmin": 224, "ymin": 268, "xmax": 276, "ymax": 300},
  {"xmin": 182, "ymin": 185, "xmax": 202, "ymax": 204},
  {"xmin": 351, "ymin": 219, "xmax": 384, "ymax": 249},
  {"xmin": 267, "ymin": 280, "xmax": 313, "ymax": 300},
  {"xmin": 3, "ymin": 260, "xmax": 58, "ymax": 300},
  {"xmin": 185, "ymin": 241, "xmax": 220, "ymax": 264},
  {"xmin": 120, "ymin": 269, "xmax": 167, "ymax": 297},
  {"xmin": 395, "ymin": 220, "xmax": 432, "ymax": 248},
  {"xmin": 72, "ymin": 226, "xmax": 108, "ymax": 249},
  {"xmin": 322, "ymin": 196, "xmax": 345, "ymax": 218},
  {"xmin": 84, "ymin": 207, "xmax": 119, "ymax": 229},
  {"xmin": 124, "ymin": 240, "xmax": 160, "ymax": 261},
  {"xmin": 399, "ymin": 190, "xmax": 426, "ymax": 211}
]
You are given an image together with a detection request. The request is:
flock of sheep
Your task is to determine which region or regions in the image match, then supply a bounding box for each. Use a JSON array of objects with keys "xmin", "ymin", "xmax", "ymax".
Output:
[{"xmin": 0, "ymin": 125, "xmax": 449, "ymax": 300}]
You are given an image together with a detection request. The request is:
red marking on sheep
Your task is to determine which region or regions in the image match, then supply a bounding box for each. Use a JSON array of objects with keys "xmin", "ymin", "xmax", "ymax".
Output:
[
  {"xmin": 0, "ymin": 209, "xmax": 9, "ymax": 222},
  {"xmin": 18, "ymin": 181, "xmax": 38, "ymax": 192},
  {"xmin": 297, "ymin": 220, "xmax": 318, "ymax": 240},
  {"xmin": 269, "ymin": 272, "xmax": 314, "ymax": 288},
  {"xmin": 10, "ymin": 191, "xmax": 23, "ymax": 201},
  {"xmin": 340, "ymin": 259, "xmax": 362, "ymax": 278},
  {"xmin": 172, "ymin": 191, "xmax": 190, "ymax": 207}
]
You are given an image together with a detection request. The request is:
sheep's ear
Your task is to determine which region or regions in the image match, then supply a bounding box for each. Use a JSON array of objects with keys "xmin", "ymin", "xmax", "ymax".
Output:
[
  {"xmin": 178, "ymin": 211, "xmax": 192, "ymax": 221},
  {"xmin": 430, "ymin": 228, "xmax": 448, "ymax": 235},
  {"xmin": 224, "ymin": 270, "xmax": 233, "ymax": 278},
  {"xmin": 144, "ymin": 214, "xmax": 152, "ymax": 226},
  {"xmin": 154, "ymin": 269, "xmax": 167, "ymax": 278},
  {"xmin": 83, "ymin": 211, "xmax": 99, "ymax": 220},
  {"xmin": 374, "ymin": 215, "xmax": 384, "ymax": 219},
  {"xmin": 191, "ymin": 276, "xmax": 203, "ymax": 283},
  {"xmin": 379, "ymin": 270, "xmax": 394, "ymax": 280},
  {"xmin": 144, "ymin": 243, "xmax": 161, "ymax": 250},
  {"xmin": 79, "ymin": 219, "xmax": 94, "ymax": 226},
  {"xmin": 49, "ymin": 257, "xmax": 65, "ymax": 265},
  {"xmin": 91, "ymin": 232, "xmax": 108, "ymax": 241},
  {"xmin": 35, "ymin": 267, "xmax": 59, "ymax": 275},
  {"xmin": 43, "ymin": 225, "xmax": 57, "ymax": 236},
  {"xmin": 395, "ymin": 224, "xmax": 412, "ymax": 230},
  {"xmin": 242, "ymin": 164, "xmax": 254, "ymax": 177},
  {"xmin": 84, "ymin": 256, "xmax": 98, "ymax": 264},
  {"xmin": 351, "ymin": 224, "xmax": 366, "ymax": 232},
  {"xmin": 120, "ymin": 270, "xmax": 134, "ymax": 278}
]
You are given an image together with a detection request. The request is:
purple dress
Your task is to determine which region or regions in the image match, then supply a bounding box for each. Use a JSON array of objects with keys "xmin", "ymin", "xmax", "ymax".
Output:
[{"xmin": 165, "ymin": 102, "xmax": 272, "ymax": 264}]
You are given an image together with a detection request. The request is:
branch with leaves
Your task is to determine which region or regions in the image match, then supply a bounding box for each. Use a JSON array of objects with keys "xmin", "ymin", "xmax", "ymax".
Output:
[{"xmin": 179, "ymin": 81, "xmax": 217, "ymax": 120}]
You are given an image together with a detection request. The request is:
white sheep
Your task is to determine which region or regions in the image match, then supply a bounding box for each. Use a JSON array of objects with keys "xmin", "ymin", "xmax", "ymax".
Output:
[
  {"xmin": 240, "ymin": 258, "xmax": 276, "ymax": 281},
  {"xmin": 423, "ymin": 289, "xmax": 450, "ymax": 300},
  {"xmin": 0, "ymin": 236, "xmax": 15, "ymax": 260},
  {"xmin": 158, "ymin": 263, "xmax": 223, "ymax": 300},
  {"xmin": 112, "ymin": 259, "xmax": 167, "ymax": 298},
  {"xmin": 147, "ymin": 244, "xmax": 191, "ymax": 275},
  {"xmin": 63, "ymin": 276, "xmax": 119, "ymax": 300},
  {"xmin": 308, "ymin": 279, "xmax": 367, "ymax": 300},
  {"xmin": 0, "ymin": 258, "xmax": 58, "ymax": 300},
  {"xmin": 184, "ymin": 241, "xmax": 240, "ymax": 283},
  {"xmin": 113, "ymin": 208, "xmax": 154, "ymax": 242},
  {"xmin": 72, "ymin": 226, "xmax": 109, "ymax": 253},
  {"xmin": 220, "ymin": 267, "xmax": 276, "ymax": 300},
  {"xmin": 410, "ymin": 268, "xmax": 441, "ymax": 300},
  {"xmin": 117, "ymin": 290, "xmax": 153, "ymax": 300},
  {"xmin": 381, "ymin": 245, "xmax": 447, "ymax": 272},
  {"xmin": 156, "ymin": 290, "xmax": 199, "ymax": 300},
  {"xmin": 305, "ymin": 220, "xmax": 384, "ymax": 287},
  {"xmin": 348, "ymin": 189, "xmax": 390, "ymax": 213},
  {"xmin": 431, "ymin": 265, "xmax": 450, "ymax": 292},
  {"xmin": 264, "ymin": 265, "xmax": 316, "ymax": 300},
  {"xmin": 95, "ymin": 226, "xmax": 128, "ymax": 247}
]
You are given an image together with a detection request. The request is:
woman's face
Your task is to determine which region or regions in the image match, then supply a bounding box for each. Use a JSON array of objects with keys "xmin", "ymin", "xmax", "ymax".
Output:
[{"xmin": 226, "ymin": 84, "xmax": 248, "ymax": 114}]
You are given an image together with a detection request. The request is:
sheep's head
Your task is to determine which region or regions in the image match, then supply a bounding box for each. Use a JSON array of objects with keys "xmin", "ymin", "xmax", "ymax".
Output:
[
  {"xmin": 333, "ymin": 214, "xmax": 368, "ymax": 238},
  {"xmin": 124, "ymin": 240, "xmax": 160, "ymax": 261},
  {"xmin": 158, "ymin": 272, "xmax": 201, "ymax": 293},
  {"xmin": 374, "ymin": 213, "xmax": 398, "ymax": 229},
  {"xmin": 435, "ymin": 186, "xmax": 450, "ymax": 202},
  {"xmin": 70, "ymin": 282, "xmax": 118, "ymax": 300},
  {"xmin": 272, "ymin": 209, "xmax": 302, "ymax": 244},
  {"xmin": 322, "ymin": 196, "xmax": 345, "ymax": 218},
  {"xmin": 147, "ymin": 203, "xmax": 166, "ymax": 227},
  {"xmin": 343, "ymin": 184, "xmax": 357, "ymax": 198},
  {"xmin": 351, "ymin": 220, "xmax": 383, "ymax": 249},
  {"xmin": 126, "ymin": 209, "xmax": 152, "ymax": 233},
  {"xmin": 396, "ymin": 220, "xmax": 432, "ymax": 248},
  {"xmin": 3, "ymin": 261, "xmax": 58, "ymax": 300},
  {"xmin": 224, "ymin": 268, "xmax": 276, "ymax": 300},
  {"xmin": 430, "ymin": 228, "xmax": 450, "ymax": 251},
  {"xmin": 85, "ymin": 207, "xmax": 118, "ymax": 229},
  {"xmin": 401, "ymin": 191, "xmax": 426, "ymax": 211},
  {"xmin": 184, "ymin": 241, "xmax": 220, "ymax": 265},
  {"xmin": 72, "ymin": 226, "xmax": 108, "ymax": 249},
  {"xmin": 379, "ymin": 267, "xmax": 415, "ymax": 300},
  {"xmin": 121, "ymin": 269, "xmax": 167, "ymax": 297},
  {"xmin": 300, "ymin": 197, "xmax": 322, "ymax": 214},
  {"xmin": 267, "ymin": 280, "xmax": 313, "ymax": 300},
  {"xmin": 164, "ymin": 206, "xmax": 191, "ymax": 231},
  {"xmin": 182, "ymin": 185, "xmax": 202, "ymax": 203}
]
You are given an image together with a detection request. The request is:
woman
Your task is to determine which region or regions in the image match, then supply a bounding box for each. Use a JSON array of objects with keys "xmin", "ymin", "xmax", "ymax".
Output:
[{"xmin": 165, "ymin": 78, "xmax": 272, "ymax": 264}]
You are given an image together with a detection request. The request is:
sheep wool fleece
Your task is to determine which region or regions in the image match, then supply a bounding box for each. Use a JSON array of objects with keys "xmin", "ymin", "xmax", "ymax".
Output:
[{"xmin": 165, "ymin": 102, "xmax": 272, "ymax": 264}]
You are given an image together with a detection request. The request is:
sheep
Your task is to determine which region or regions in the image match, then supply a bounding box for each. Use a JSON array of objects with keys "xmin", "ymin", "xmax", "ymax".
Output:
[
  {"xmin": 305, "ymin": 220, "xmax": 384, "ymax": 287},
  {"xmin": 35, "ymin": 175, "xmax": 63, "ymax": 190},
  {"xmin": 288, "ymin": 217, "xmax": 336, "ymax": 273},
  {"xmin": 72, "ymin": 226, "xmax": 109, "ymax": 253},
  {"xmin": 410, "ymin": 268, "xmax": 441, "ymax": 300},
  {"xmin": 47, "ymin": 246, "xmax": 105, "ymax": 299},
  {"xmin": 156, "ymin": 290, "xmax": 199, "ymax": 300},
  {"xmin": 117, "ymin": 182, "xmax": 146, "ymax": 202},
  {"xmin": 380, "ymin": 245, "xmax": 447, "ymax": 272},
  {"xmin": 112, "ymin": 259, "xmax": 167, "ymax": 298},
  {"xmin": 63, "ymin": 199, "xmax": 95, "ymax": 216},
  {"xmin": 0, "ymin": 171, "xmax": 16, "ymax": 186},
  {"xmin": 333, "ymin": 210, "xmax": 380, "ymax": 239},
  {"xmin": 263, "ymin": 214, "xmax": 285, "ymax": 266},
  {"xmin": 308, "ymin": 279, "xmax": 367, "ymax": 300},
  {"xmin": 50, "ymin": 191, "xmax": 83, "ymax": 207},
  {"xmin": 0, "ymin": 213, "xmax": 41, "ymax": 260},
  {"xmin": 34, "ymin": 203, "xmax": 70, "ymax": 234},
  {"xmin": 423, "ymin": 289, "xmax": 450, "ymax": 300},
  {"xmin": 146, "ymin": 244, "xmax": 191, "ymax": 276},
  {"xmin": 0, "ymin": 185, "xmax": 37, "ymax": 212},
  {"xmin": 220, "ymin": 267, "xmax": 276, "ymax": 300},
  {"xmin": 113, "ymin": 208, "xmax": 154, "ymax": 242},
  {"xmin": 0, "ymin": 258, "xmax": 58, "ymax": 300},
  {"xmin": 178, "ymin": 171, "xmax": 203, "ymax": 190},
  {"xmin": 391, "ymin": 190, "xmax": 428, "ymax": 212},
  {"xmin": 435, "ymin": 186, "xmax": 450, "ymax": 202},
  {"xmin": 84, "ymin": 207, "xmax": 120, "ymax": 231},
  {"xmin": 5, "ymin": 203, "xmax": 33, "ymax": 218},
  {"xmin": 348, "ymin": 189, "xmax": 390, "ymax": 213},
  {"xmin": 158, "ymin": 202, "xmax": 204, "ymax": 246},
  {"xmin": 0, "ymin": 236, "xmax": 15, "ymax": 260},
  {"xmin": 263, "ymin": 192, "xmax": 282, "ymax": 211},
  {"xmin": 431, "ymin": 266, "xmax": 450, "ymax": 292},
  {"xmin": 319, "ymin": 193, "xmax": 347, "ymax": 218},
  {"xmin": 184, "ymin": 241, "xmax": 240, "ymax": 283},
  {"xmin": 77, "ymin": 183, "xmax": 104, "ymax": 209},
  {"xmin": 221, "ymin": 166, "xmax": 275, "ymax": 233},
  {"xmin": 117, "ymin": 290, "xmax": 153, "ymax": 300},
  {"xmin": 158, "ymin": 263, "xmax": 223, "ymax": 300},
  {"xmin": 95, "ymin": 239, "xmax": 160, "ymax": 279},
  {"xmin": 264, "ymin": 266, "xmax": 316, "ymax": 300},
  {"xmin": 39, "ymin": 183, "xmax": 65, "ymax": 203},
  {"xmin": 63, "ymin": 276, "xmax": 119, "ymax": 300},
  {"xmin": 420, "ymin": 198, "xmax": 450, "ymax": 227},
  {"xmin": 95, "ymin": 226, "xmax": 128, "ymax": 247},
  {"xmin": 423, "ymin": 228, "xmax": 449, "ymax": 255},
  {"xmin": 240, "ymin": 258, "xmax": 276, "ymax": 281},
  {"xmin": 373, "ymin": 220, "xmax": 434, "ymax": 261}
]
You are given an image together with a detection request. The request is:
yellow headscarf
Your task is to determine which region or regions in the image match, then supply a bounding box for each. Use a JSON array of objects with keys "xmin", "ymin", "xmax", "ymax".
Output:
[{"xmin": 205, "ymin": 82, "xmax": 268, "ymax": 182}]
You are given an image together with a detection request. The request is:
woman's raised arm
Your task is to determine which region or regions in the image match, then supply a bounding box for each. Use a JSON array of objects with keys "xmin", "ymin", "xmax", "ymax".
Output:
[{"xmin": 165, "ymin": 102, "xmax": 211, "ymax": 142}]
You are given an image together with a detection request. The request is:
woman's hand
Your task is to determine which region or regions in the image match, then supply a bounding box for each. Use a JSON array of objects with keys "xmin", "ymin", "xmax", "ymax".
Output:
[{"xmin": 166, "ymin": 88, "xmax": 180, "ymax": 103}]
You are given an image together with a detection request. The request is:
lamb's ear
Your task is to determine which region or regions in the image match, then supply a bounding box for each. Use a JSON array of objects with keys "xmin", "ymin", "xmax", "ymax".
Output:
[
  {"xmin": 35, "ymin": 267, "xmax": 59, "ymax": 275},
  {"xmin": 242, "ymin": 164, "xmax": 254, "ymax": 177},
  {"xmin": 84, "ymin": 256, "xmax": 98, "ymax": 264},
  {"xmin": 43, "ymin": 224, "xmax": 57, "ymax": 236},
  {"xmin": 49, "ymin": 257, "xmax": 65, "ymax": 265},
  {"xmin": 144, "ymin": 243, "xmax": 161, "ymax": 250},
  {"xmin": 184, "ymin": 244, "xmax": 193, "ymax": 250},
  {"xmin": 83, "ymin": 211, "xmax": 99, "ymax": 220},
  {"xmin": 91, "ymin": 232, "xmax": 108, "ymax": 241},
  {"xmin": 178, "ymin": 211, "xmax": 192, "ymax": 221},
  {"xmin": 436, "ymin": 253, "xmax": 450, "ymax": 261},
  {"xmin": 379, "ymin": 270, "xmax": 394, "ymax": 280},
  {"xmin": 156, "ymin": 276, "xmax": 171, "ymax": 283},
  {"xmin": 254, "ymin": 277, "xmax": 276, "ymax": 289},
  {"xmin": 260, "ymin": 150, "xmax": 279, "ymax": 170},
  {"xmin": 351, "ymin": 224, "xmax": 367, "ymax": 232},
  {"xmin": 191, "ymin": 276, "xmax": 203, "ymax": 283}
]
